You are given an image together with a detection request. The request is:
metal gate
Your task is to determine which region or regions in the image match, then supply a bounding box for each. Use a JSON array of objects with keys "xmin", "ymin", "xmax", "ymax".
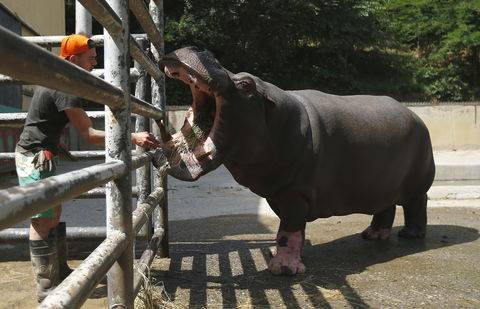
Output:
[{"xmin": 0, "ymin": 1, "xmax": 168, "ymax": 308}]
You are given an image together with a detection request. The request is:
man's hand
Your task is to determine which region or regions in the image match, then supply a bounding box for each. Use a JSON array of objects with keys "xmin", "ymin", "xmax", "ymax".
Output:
[{"xmin": 131, "ymin": 132, "xmax": 161, "ymax": 150}]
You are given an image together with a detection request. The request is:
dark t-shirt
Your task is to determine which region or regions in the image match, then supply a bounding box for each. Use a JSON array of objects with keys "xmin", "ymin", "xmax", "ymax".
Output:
[{"xmin": 17, "ymin": 87, "xmax": 85, "ymax": 153}]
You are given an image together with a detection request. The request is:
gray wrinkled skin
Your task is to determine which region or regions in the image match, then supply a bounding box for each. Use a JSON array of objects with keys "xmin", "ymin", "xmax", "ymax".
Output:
[{"xmin": 157, "ymin": 46, "xmax": 435, "ymax": 235}]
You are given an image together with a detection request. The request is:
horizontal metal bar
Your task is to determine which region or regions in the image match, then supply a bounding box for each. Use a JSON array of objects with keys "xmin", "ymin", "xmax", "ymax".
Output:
[
  {"xmin": 78, "ymin": 0, "xmax": 163, "ymax": 82},
  {"xmin": 0, "ymin": 153, "xmax": 14, "ymax": 160},
  {"xmin": 0, "ymin": 68, "xmax": 141, "ymax": 85},
  {"xmin": 131, "ymin": 152, "xmax": 153, "ymax": 170},
  {"xmin": 133, "ymin": 228, "xmax": 165, "ymax": 296},
  {"xmin": 0, "ymin": 153, "xmax": 151, "ymax": 230},
  {"xmin": 0, "ymin": 112, "xmax": 33, "ymax": 128},
  {"xmin": 0, "ymin": 150, "xmax": 142, "ymax": 161},
  {"xmin": 0, "ymin": 161, "xmax": 126, "ymax": 230},
  {"xmin": 0, "ymin": 225, "xmax": 150, "ymax": 243},
  {"xmin": 0, "ymin": 25, "xmax": 163, "ymax": 120},
  {"xmin": 79, "ymin": 186, "xmax": 138, "ymax": 199},
  {"xmin": 0, "ymin": 73, "xmax": 18, "ymax": 84},
  {"xmin": 91, "ymin": 67, "xmax": 140, "ymax": 80},
  {"xmin": 22, "ymin": 33, "xmax": 147, "ymax": 47},
  {"xmin": 38, "ymin": 230, "xmax": 128, "ymax": 309},
  {"xmin": 0, "ymin": 111, "xmax": 127, "ymax": 128},
  {"xmin": 129, "ymin": 0, "xmax": 163, "ymax": 59},
  {"xmin": 132, "ymin": 187, "xmax": 164, "ymax": 234},
  {"xmin": 0, "ymin": 227, "xmax": 107, "ymax": 242}
]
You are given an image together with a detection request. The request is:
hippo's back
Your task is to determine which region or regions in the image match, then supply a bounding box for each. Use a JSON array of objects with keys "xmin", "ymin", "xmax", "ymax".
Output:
[{"xmin": 289, "ymin": 90, "xmax": 435, "ymax": 218}]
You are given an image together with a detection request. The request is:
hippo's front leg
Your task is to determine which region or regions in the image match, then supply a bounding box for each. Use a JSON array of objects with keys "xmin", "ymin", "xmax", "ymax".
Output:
[
  {"xmin": 269, "ymin": 229, "xmax": 306, "ymax": 275},
  {"xmin": 267, "ymin": 195, "xmax": 308, "ymax": 275}
]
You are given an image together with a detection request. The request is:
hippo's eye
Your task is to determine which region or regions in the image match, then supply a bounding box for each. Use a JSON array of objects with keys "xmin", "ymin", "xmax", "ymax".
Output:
[
  {"xmin": 237, "ymin": 81, "xmax": 249, "ymax": 89},
  {"xmin": 234, "ymin": 77, "xmax": 256, "ymax": 95}
]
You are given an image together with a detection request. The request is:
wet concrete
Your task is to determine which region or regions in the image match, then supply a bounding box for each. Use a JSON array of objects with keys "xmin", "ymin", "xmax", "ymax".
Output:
[
  {"xmin": 1, "ymin": 208, "xmax": 479, "ymax": 308},
  {"xmin": 149, "ymin": 208, "xmax": 480, "ymax": 308},
  {"xmin": 1, "ymin": 155, "xmax": 480, "ymax": 308}
]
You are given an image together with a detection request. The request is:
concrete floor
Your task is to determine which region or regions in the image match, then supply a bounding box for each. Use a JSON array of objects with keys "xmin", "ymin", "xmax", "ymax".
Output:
[
  {"xmin": 1, "ymin": 208, "xmax": 478, "ymax": 308},
  {"xmin": 149, "ymin": 209, "xmax": 480, "ymax": 308},
  {"xmin": 1, "ymin": 152, "xmax": 480, "ymax": 308}
]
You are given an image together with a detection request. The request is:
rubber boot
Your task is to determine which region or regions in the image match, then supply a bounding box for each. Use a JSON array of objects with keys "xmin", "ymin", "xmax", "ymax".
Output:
[
  {"xmin": 55, "ymin": 222, "xmax": 73, "ymax": 280},
  {"xmin": 29, "ymin": 233, "xmax": 59, "ymax": 303}
]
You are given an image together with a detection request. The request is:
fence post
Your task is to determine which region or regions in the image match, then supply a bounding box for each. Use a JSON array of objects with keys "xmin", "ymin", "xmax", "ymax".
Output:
[
  {"xmin": 134, "ymin": 38, "xmax": 153, "ymax": 243},
  {"xmin": 75, "ymin": 1, "xmax": 92, "ymax": 35},
  {"xmin": 149, "ymin": 0, "xmax": 169, "ymax": 258},
  {"xmin": 104, "ymin": 0, "xmax": 134, "ymax": 308},
  {"xmin": 73, "ymin": 1, "xmax": 92, "ymax": 153}
]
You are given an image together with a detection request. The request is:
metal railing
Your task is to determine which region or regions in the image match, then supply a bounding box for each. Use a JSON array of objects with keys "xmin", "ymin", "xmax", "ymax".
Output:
[{"xmin": 0, "ymin": 0, "xmax": 167, "ymax": 308}]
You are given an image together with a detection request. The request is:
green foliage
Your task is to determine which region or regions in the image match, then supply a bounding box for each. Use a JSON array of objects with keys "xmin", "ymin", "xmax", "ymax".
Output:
[
  {"xmin": 382, "ymin": 0, "xmax": 480, "ymax": 101},
  {"xmin": 163, "ymin": 0, "xmax": 479, "ymax": 103}
]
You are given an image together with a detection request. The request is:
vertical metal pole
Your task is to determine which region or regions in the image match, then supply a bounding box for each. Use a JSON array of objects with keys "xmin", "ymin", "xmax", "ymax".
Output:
[
  {"xmin": 134, "ymin": 38, "xmax": 152, "ymax": 243},
  {"xmin": 104, "ymin": 0, "xmax": 133, "ymax": 308},
  {"xmin": 75, "ymin": 1, "xmax": 92, "ymax": 35},
  {"xmin": 75, "ymin": 0, "xmax": 92, "ymax": 151},
  {"xmin": 149, "ymin": 0, "xmax": 169, "ymax": 258}
]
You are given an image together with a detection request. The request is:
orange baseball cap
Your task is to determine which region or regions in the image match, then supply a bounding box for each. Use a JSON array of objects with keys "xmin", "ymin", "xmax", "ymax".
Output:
[{"xmin": 60, "ymin": 34, "xmax": 95, "ymax": 59}]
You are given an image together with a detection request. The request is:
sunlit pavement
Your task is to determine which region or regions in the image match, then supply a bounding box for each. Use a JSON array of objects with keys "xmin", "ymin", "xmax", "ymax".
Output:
[{"xmin": 0, "ymin": 151, "xmax": 479, "ymax": 308}]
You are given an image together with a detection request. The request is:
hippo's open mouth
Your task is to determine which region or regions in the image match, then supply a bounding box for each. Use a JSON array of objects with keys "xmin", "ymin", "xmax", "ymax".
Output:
[{"xmin": 157, "ymin": 47, "xmax": 227, "ymax": 181}]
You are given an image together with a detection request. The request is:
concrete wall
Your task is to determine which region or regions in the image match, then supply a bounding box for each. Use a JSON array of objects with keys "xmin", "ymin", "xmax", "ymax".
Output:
[
  {"xmin": 166, "ymin": 105, "xmax": 480, "ymax": 150},
  {"xmin": 1, "ymin": 0, "xmax": 65, "ymax": 112},
  {"xmin": 410, "ymin": 105, "xmax": 480, "ymax": 150},
  {"xmin": 0, "ymin": 1, "xmax": 65, "ymax": 153},
  {"xmin": 1, "ymin": 0, "xmax": 65, "ymax": 35}
]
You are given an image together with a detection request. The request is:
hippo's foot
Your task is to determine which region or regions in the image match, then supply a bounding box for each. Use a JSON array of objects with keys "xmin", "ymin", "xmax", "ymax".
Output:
[
  {"xmin": 400, "ymin": 194, "xmax": 427, "ymax": 239},
  {"xmin": 268, "ymin": 231, "xmax": 305, "ymax": 275},
  {"xmin": 361, "ymin": 226, "xmax": 391, "ymax": 240},
  {"xmin": 398, "ymin": 226, "xmax": 426, "ymax": 239}
]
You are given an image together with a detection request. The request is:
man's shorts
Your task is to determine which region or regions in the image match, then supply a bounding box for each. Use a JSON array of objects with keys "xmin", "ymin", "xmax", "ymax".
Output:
[{"xmin": 15, "ymin": 149, "xmax": 59, "ymax": 218}]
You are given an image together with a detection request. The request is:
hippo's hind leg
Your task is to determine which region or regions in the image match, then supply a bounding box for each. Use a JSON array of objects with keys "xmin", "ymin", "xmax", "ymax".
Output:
[
  {"xmin": 361, "ymin": 206, "xmax": 396, "ymax": 240},
  {"xmin": 399, "ymin": 193, "xmax": 427, "ymax": 239}
]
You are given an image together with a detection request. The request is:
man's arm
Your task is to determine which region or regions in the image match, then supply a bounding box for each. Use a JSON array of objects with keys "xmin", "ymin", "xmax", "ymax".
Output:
[
  {"xmin": 65, "ymin": 108, "xmax": 104, "ymax": 145},
  {"xmin": 65, "ymin": 108, "xmax": 160, "ymax": 148}
]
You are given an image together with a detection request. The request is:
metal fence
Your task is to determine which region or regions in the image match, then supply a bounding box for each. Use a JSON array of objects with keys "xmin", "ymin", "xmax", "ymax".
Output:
[{"xmin": 0, "ymin": 0, "xmax": 168, "ymax": 308}]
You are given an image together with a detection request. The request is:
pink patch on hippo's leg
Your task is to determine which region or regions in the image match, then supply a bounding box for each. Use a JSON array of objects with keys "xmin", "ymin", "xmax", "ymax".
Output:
[
  {"xmin": 361, "ymin": 206, "xmax": 395, "ymax": 240},
  {"xmin": 268, "ymin": 230, "xmax": 305, "ymax": 275},
  {"xmin": 361, "ymin": 226, "xmax": 391, "ymax": 240}
]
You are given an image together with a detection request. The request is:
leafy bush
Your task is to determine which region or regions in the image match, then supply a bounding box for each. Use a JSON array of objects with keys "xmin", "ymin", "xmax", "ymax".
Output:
[{"xmin": 162, "ymin": 0, "xmax": 479, "ymax": 103}]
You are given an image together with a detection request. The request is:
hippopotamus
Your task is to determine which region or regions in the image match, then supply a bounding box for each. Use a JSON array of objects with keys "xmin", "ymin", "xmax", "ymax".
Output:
[{"xmin": 153, "ymin": 46, "xmax": 435, "ymax": 275}]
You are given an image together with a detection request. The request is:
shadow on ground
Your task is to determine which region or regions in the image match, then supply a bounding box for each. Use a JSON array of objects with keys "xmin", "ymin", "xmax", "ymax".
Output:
[{"xmin": 148, "ymin": 213, "xmax": 480, "ymax": 308}]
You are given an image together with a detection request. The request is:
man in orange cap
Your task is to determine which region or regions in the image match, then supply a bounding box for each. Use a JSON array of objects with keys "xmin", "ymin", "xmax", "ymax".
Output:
[
  {"xmin": 15, "ymin": 33, "xmax": 160, "ymax": 302},
  {"xmin": 59, "ymin": 33, "xmax": 98, "ymax": 70}
]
